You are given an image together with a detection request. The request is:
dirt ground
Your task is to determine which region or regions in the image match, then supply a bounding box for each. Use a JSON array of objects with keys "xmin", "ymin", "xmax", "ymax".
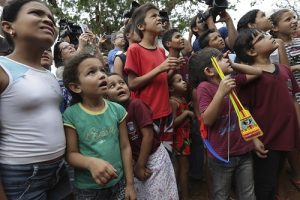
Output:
[{"xmin": 188, "ymin": 161, "xmax": 300, "ymax": 200}]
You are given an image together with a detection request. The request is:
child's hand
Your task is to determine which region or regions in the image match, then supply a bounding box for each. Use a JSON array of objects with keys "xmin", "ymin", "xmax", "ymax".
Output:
[
  {"xmin": 134, "ymin": 165, "xmax": 152, "ymax": 181},
  {"xmin": 185, "ymin": 110, "xmax": 194, "ymax": 119},
  {"xmin": 253, "ymin": 138, "xmax": 268, "ymax": 158},
  {"xmin": 158, "ymin": 57, "xmax": 180, "ymax": 72},
  {"xmin": 178, "ymin": 57, "xmax": 187, "ymax": 68},
  {"xmin": 223, "ymin": 50, "xmax": 230, "ymax": 59},
  {"xmin": 87, "ymin": 157, "xmax": 118, "ymax": 186},
  {"xmin": 218, "ymin": 75, "xmax": 236, "ymax": 97},
  {"xmin": 125, "ymin": 184, "xmax": 137, "ymax": 200}
]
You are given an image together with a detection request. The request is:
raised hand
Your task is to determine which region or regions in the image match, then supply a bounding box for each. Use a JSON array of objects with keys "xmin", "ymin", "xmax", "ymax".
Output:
[{"xmin": 218, "ymin": 75, "xmax": 236, "ymax": 97}]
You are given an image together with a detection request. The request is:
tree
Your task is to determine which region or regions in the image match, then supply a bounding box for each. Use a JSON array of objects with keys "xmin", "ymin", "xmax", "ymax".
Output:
[
  {"xmin": 44, "ymin": 0, "xmax": 210, "ymax": 35},
  {"xmin": 248, "ymin": 0, "xmax": 300, "ymax": 18}
]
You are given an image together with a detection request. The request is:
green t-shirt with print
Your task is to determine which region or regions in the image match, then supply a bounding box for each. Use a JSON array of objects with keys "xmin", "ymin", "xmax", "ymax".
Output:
[{"xmin": 63, "ymin": 100, "xmax": 127, "ymax": 189}]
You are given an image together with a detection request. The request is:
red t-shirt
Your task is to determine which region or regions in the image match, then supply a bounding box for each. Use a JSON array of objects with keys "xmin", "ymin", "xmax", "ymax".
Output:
[
  {"xmin": 197, "ymin": 81, "xmax": 254, "ymax": 158},
  {"xmin": 238, "ymin": 64, "xmax": 300, "ymax": 151},
  {"xmin": 124, "ymin": 43, "xmax": 171, "ymax": 120},
  {"xmin": 126, "ymin": 99, "xmax": 160, "ymax": 161}
]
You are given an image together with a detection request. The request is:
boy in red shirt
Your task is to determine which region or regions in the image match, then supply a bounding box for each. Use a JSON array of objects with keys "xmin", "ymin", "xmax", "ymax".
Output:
[{"xmin": 125, "ymin": 3, "xmax": 182, "ymax": 153}]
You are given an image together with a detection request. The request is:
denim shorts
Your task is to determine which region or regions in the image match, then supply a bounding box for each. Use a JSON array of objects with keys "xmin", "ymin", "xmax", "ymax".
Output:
[
  {"xmin": 74, "ymin": 177, "xmax": 125, "ymax": 200},
  {"xmin": 208, "ymin": 153, "xmax": 256, "ymax": 200},
  {"xmin": 0, "ymin": 159, "xmax": 72, "ymax": 200}
]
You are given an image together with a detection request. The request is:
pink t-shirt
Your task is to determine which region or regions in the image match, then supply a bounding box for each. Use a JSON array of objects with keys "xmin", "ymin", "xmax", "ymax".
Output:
[
  {"xmin": 125, "ymin": 43, "xmax": 171, "ymax": 120},
  {"xmin": 238, "ymin": 64, "xmax": 300, "ymax": 151},
  {"xmin": 197, "ymin": 81, "xmax": 253, "ymax": 158}
]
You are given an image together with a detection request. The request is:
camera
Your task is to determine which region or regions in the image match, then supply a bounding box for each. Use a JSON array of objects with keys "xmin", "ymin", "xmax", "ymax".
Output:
[
  {"xmin": 58, "ymin": 19, "xmax": 83, "ymax": 45},
  {"xmin": 159, "ymin": 10, "xmax": 169, "ymax": 24},
  {"xmin": 123, "ymin": 1, "xmax": 140, "ymax": 18},
  {"xmin": 202, "ymin": 0, "xmax": 229, "ymax": 22}
]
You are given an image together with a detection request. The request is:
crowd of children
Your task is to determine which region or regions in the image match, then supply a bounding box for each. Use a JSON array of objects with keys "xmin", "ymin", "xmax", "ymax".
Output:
[{"xmin": 1, "ymin": 0, "xmax": 300, "ymax": 200}]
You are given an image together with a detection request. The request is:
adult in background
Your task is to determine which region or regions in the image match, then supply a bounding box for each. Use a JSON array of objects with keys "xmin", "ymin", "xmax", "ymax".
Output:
[
  {"xmin": 41, "ymin": 49, "xmax": 53, "ymax": 70},
  {"xmin": 107, "ymin": 31, "xmax": 125, "ymax": 72}
]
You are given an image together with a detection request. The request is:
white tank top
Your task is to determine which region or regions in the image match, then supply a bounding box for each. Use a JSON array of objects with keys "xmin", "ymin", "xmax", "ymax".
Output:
[{"xmin": 0, "ymin": 56, "xmax": 66, "ymax": 164}]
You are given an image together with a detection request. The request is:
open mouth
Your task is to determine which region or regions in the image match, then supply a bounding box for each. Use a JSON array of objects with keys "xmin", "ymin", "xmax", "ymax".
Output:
[
  {"xmin": 117, "ymin": 90, "xmax": 127, "ymax": 96},
  {"xmin": 99, "ymin": 81, "xmax": 107, "ymax": 88},
  {"xmin": 41, "ymin": 56, "xmax": 50, "ymax": 60}
]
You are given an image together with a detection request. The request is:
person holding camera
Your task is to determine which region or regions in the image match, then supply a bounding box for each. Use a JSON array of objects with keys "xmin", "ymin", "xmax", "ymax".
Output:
[
  {"xmin": 53, "ymin": 31, "xmax": 103, "ymax": 112},
  {"xmin": 190, "ymin": 0, "xmax": 237, "ymax": 53}
]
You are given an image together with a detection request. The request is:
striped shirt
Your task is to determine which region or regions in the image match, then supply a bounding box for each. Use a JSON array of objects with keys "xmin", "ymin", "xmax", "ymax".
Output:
[{"xmin": 285, "ymin": 38, "xmax": 300, "ymax": 102}]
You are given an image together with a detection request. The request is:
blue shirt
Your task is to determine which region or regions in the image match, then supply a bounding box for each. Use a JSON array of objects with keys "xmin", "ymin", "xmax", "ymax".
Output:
[{"xmin": 107, "ymin": 48, "xmax": 122, "ymax": 72}]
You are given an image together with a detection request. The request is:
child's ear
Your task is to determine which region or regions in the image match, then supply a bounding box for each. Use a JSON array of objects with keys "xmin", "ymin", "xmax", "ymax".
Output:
[
  {"xmin": 166, "ymin": 41, "xmax": 171, "ymax": 49},
  {"xmin": 125, "ymin": 33, "xmax": 130, "ymax": 40},
  {"xmin": 68, "ymin": 83, "xmax": 82, "ymax": 94},
  {"xmin": 137, "ymin": 23, "xmax": 145, "ymax": 32},
  {"xmin": 248, "ymin": 23, "xmax": 257, "ymax": 29},
  {"xmin": 192, "ymin": 27, "xmax": 198, "ymax": 34},
  {"xmin": 204, "ymin": 67, "xmax": 215, "ymax": 77},
  {"xmin": 246, "ymin": 48, "xmax": 258, "ymax": 57},
  {"xmin": 271, "ymin": 25, "xmax": 279, "ymax": 32},
  {"xmin": 169, "ymin": 85, "xmax": 174, "ymax": 93}
]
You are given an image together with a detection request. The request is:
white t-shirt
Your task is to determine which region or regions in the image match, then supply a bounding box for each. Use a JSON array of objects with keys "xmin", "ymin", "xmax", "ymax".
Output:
[{"xmin": 0, "ymin": 56, "xmax": 66, "ymax": 164}]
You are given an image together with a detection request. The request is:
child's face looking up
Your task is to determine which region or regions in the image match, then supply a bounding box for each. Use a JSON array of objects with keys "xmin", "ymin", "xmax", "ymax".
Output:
[
  {"xmin": 251, "ymin": 32, "xmax": 279, "ymax": 53},
  {"xmin": 142, "ymin": 9, "xmax": 163, "ymax": 34},
  {"xmin": 208, "ymin": 32, "xmax": 225, "ymax": 50},
  {"xmin": 273, "ymin": 11, "xmax": 297, "ymax": 36},
  {"xmin": 217, "ymin": 57, "xmax": 233, "ymax": 75},
  {"xmin": 170, "ymin": 32, "xmax": 185, "ymax": 50},
  {"xmin": 171, "ymin": 74, "xmax": 187, "ymax": 93},
  {"xmin": 76, "ymin": 58, "xmax": 107, "ymax": 97},
  {"xmin": 106, "ymin": 75, "xmax": 130, "ymax": 103},
  {"xmin": 254, "ymin": 11, "xmax": 273, "ymax": 32}
]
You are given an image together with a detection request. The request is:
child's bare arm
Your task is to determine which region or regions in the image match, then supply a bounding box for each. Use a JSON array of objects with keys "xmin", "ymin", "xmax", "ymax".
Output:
[
  {"xmin": 134, "ymin": 126, "xmax": 154, "ymax": 181},
  {"xmin": 293, "ymin": 100, "xmax": 300, "ymax": 127},
  {"xmin": 64, "ymin": 126, "xmax": 117, "ymax": 186},
  {"xmin": 290, "ymin": 64, "xmax": 300, "ymax": 72},
  {"xmin": 118, "ymin": 120, "xmax": 136, "ymax": 200},
  {"xmin": 113, "ymin": 56, "xmax": 124, "ymax": 77},
  {"xmin": 231, "ymin": 62, "xmax": 262, "ymax": 82},
  {"xmin": 0, "ymin": 67, "xmax": 9, "ymax": 94},
  {"xmin": 275, "ymin": 38, "xmax": 289, "ymax": 66},
  {"xmin": 170, "ymin": 99, "xmax": 194, "ymax": 128},
  {"xmin": 181, "ymin": 39, "xmax": 193, "ymax": 57},
  {"xmin": 127, "ymin": 57, "xmax": 180, "ymax": 91},
  {"xmin": 0, "ymin": 181, "xmax": 7, "ymax": 200},
  {"xmin": 202, "ymin": 76, "xmax": 235, "ymax": 126}
]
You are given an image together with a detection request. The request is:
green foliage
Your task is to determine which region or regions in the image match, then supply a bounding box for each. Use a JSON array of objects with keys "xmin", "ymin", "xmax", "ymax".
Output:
[
  {"xmin": 45, "ymin": 0, "xmax": 207, "ymax": 35},
  {"xmin": 44, "ymin": 0, "xmax": 240, "ymax": 35}
]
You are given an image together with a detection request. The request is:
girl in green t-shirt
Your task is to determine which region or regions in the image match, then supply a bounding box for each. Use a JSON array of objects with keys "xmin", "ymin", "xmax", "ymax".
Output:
[{"xmin": 62, "ymin": 52, "xmax": 136, "ymax": 200}]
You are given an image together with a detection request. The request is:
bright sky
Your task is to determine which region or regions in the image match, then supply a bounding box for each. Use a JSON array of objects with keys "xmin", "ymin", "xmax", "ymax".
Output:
[{"xmin": 184, "ymin": 0, "xmax": 275, "ymax": 40}]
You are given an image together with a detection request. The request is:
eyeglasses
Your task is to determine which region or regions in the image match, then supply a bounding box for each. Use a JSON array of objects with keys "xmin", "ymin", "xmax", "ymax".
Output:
[
  {"xmin": 251, "ymin": 32, "xmax": 270, "ymax": 46},
  {"xmin": 115, "ymin": 35, "xmax": 124, "ymax": 39},
  {"xmin": 60, "ymin": 44, "xmax": 75, "ymax": 52}
]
